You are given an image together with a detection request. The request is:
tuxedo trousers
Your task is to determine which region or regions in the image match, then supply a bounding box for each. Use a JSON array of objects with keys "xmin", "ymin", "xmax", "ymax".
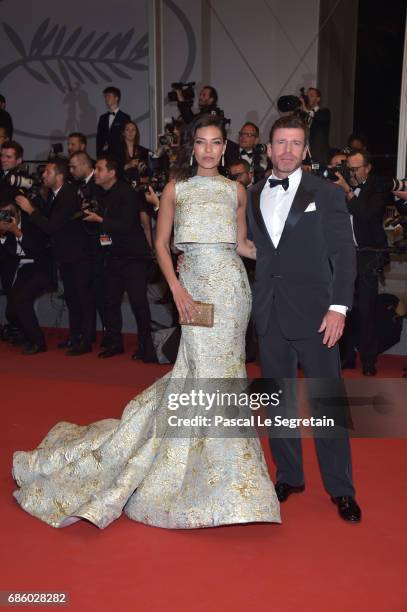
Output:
[
  {"xmin": 258, "ymin": 300, "xmax": 355, "ymax": 498},
  {"xmin": 103, "ymin": 256, "xmax": 153, "ymax": 353},
  {"xmin": 6, "ymin": 263, "xmax": 52, "ymax": 346},
  {"xmin": 59, "ymin": 258, "xmax": 93, "ymax": 346}
]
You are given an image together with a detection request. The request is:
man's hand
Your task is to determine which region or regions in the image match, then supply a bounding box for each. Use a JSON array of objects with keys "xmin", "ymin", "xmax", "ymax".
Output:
[
  {"xmin": 3, "ymin": 216, "xmax": 22, "ymax": 237},
  {"xmin": 0, "ymin": 220, "xmax": 12, "ymax": 234},
  {"xmin": 318, "ymin": 310, "xmax": 345, "ymax": 348},
  {"xmin": 393, "ymin": 190, "xmax": 407, "ymax": 201},
  {"xmin": 15, "ymin": 195, "xmax": 34, "ymax": 214},
  {"xmin": 83, "ymin": 210, "xmax": 103, "ymax": 223}
]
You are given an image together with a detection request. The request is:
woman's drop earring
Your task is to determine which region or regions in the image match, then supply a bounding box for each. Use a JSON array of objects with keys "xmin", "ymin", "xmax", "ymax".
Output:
[{"xmin": 190, "ymin": 153, "xmax": 194, "ymax": 166}]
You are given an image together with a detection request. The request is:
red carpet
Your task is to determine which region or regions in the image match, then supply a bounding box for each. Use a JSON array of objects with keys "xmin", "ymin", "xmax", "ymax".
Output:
[{"xmin": 1, "ymin": 332, "xmax": 406, "ymax": 612}]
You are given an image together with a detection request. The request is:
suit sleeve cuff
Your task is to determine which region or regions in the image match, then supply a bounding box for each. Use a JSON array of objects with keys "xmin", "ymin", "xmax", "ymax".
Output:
[{"xmin": 329, "ymin": 304, "xmax": 348, "ymax": 315}]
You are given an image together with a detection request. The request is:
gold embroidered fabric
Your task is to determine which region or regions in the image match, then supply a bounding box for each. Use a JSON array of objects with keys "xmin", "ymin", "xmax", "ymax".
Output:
[{"xmin": 12, "ymin": 175, "xmax": 281, "ymax": 530}]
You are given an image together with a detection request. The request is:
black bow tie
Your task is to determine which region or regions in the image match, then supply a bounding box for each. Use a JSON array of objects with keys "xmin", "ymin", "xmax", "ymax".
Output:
[
  {"xmin": 108, "ymin": 111, "xmax": 116, "ymax": 116},
  {"xmin": 268, "ymin": 177, "xmax": 289, "ymax": 191},
  {"xmin": 240, "ymin": 149, "xmax": 253, "ymax": 157}
]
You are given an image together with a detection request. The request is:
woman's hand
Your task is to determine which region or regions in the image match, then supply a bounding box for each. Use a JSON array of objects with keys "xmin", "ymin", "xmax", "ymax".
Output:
[
  {"xmin": 236, "ymin": 238, "xmax": 256, "ymax": 260},
  {"xmin": 171, "ymin": 282, "xmax": 198, "ymax": 323}
]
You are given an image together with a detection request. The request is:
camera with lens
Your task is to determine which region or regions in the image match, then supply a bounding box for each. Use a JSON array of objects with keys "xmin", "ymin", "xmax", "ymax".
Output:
[
  {"xmin": 0, "ymin": 209, "xmax": 14, "ymax": 223},
  {"xmin": 157, "ymin": 119, "xmax": 180, "ymax": 148},
  {"xmin": 253, "ymin": 143, "xmax": 267, "ymax": 155},
  {"xmin": 276, "ymin": 89, "xmax": 311, "ymax": 124},
  {"xmin": 311, "ymin": 160, "xmax": 351, "ymax": 184},
  {"xmin": 6, "ymin": 168, "xmax": 44, "ymax": 199},
  {"xmin": 168, "ymin": 81, "xmax": 196, "ymax": 103},
  {"xmin": 209, "ymin": 108, "xmax": 231, "ymax": 128},
  {"xmin": 132, "ymin": 153, "xmax": 169, "ymax": 197}
]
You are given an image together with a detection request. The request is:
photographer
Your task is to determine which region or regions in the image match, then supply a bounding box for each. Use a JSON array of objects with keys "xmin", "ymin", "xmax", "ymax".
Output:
[
  {"xmin": 69, "ymin": 151, "xmax": 106, "ymax": 340},
  {"xmin": 85, "ymin": 156, "xmax": 156, "ymax": 361},
  {"xmin": 227, "ymin": 122, "xmax": 269, "ymax": 181},
  {"xmin": 336, "ymin": 149, "xmax": 389, "ymax": 375},
  {"xmin": 0, "ymin": 141, "xmax": 28, "ymax": 202},
  {"xmin": 0, "ymin": 201, "xmax": 53, "ymax": 354},
  {"xmin": 15, "ymin": 158, "xmax": 94, "ymax": 356},
  {"xmin": 174, "ymin": 84, "xmax": 219, "ymax": 124},
  {"xmin": 300, "ymin": 87, "xmax": 330, "ymax": 164},
  {"xmin": 67, "ymin": 132, "xmax": 88, "ymax": 157}
]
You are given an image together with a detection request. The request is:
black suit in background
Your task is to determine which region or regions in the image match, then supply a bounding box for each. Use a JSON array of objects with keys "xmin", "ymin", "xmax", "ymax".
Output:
[
  {"xmin": 98, "ymin": 180, "xmax": 155, "ymax": 358},
  {"xmin": 341, "ymin": 175, "xmax": 389, "ymax": 368},
  {"xmin": 247, "ymin": 172, "xmax": 356, "ymax": 497},
  {"xmin": 76, "ymin": 175, "xmax": 106, "ymax": 336},
  {"xmin": 28, "ymin": 183, "xmax": 93, "ymax": 347},
  {"xmin": 2, "ymin": 213, "xmax": 54, "ymax": 347},
  {"xmin": 309, "ymin": 107, "xmax": 330, "ymax": 164},
  {"xmin": 96, "ymin": 109, "xmax": 131, "ymax": 158}
]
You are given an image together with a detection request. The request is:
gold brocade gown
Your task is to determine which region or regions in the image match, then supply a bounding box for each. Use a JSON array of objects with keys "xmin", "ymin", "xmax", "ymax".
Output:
[{"xmin": 12, "ymin": 175, "xmax": 281, "ymax": 529}]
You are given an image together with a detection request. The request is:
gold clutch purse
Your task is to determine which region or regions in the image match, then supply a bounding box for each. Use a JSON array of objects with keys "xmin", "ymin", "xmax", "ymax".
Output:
[{"xmin": 179, "ymin": 302, "xmax": 214, "ymax": 327}]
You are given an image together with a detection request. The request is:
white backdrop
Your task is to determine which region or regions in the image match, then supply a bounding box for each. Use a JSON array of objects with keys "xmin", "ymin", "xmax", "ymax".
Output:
[{"xmin": 0, "ymin": 0, "xmax": 150, "ymax": 159}]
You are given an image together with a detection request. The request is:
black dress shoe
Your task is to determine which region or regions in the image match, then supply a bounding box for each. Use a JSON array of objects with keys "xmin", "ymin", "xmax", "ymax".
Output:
[
  {"xmin": 22, "ymin": 343, "xmax": 47, "ymax": 355},
  {"xmin": 98, "ymin": 347, "xmax": 124, "ymax": 359},
  {"xmin": 66, "ymin": 342, "xmax": 92, "ymax": 356},
  {"xmin": 275, "ymin": 481, "xmax": 305, "ymax": 502},
  {"xmin": 58, "ymin": 338, "xmax": 75, "ymax": 349},
  {"xmin": 362, "ymin": 364, "xmax": 377, "ymax": 376},
  {"xmin": 331, "ymin": 496, "xmax": 361, "ymax": 522},
  {"xmin": 131, "ymin": 349, "xmax": 144, "ymax": 361}
]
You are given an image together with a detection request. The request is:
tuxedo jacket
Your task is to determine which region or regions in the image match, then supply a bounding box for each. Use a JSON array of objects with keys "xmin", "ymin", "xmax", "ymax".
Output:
[
  {"xmin": 0, "ymin": 212, "xmax": 53, "ymax": 291},
  {"xmin": 347, "ymin": 175, "xmax": 388, "ymax": 249},
  {"xmin": 28, "ymin": 183, "xmax": 89, "ymax": 264},
  {"xmin": 247, "ymin": 171, "xmax": 356, "ymax": 339},
  {"xmin": 309, "ymin": 107, "xmax": 330, "ymax": 164},
  {"xmin": 96, "ymin": 109, "xmax": 131, "ymax": 158}
]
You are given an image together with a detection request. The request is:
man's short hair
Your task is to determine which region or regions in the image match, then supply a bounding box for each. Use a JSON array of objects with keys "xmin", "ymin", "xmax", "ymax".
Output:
[
  {"xmin": 49, "ymin": 158, "xmax": 69, "ymax": 180},
  {"xmin": 269, "ymin": 115, "xmax": 309, "ymax": 145},
  {"xmin": 228, "ymin": 158, "xmax": 251, "ymax": 172},
  {"xmin": 347, "ymin": 132, "xmax": 368, "ymax": 149},
  {"xmin": 241, "ymin": 122, "xmax": 259, "ymax": 137},
  {"xmin": 97, "ymin": 155, "xmax": 120, "ymax": 178},
  {"xmin": 347, "ymin": 149, "xmax": 371, "ymax": 166},
  {"xmin": 0, "ymin": 95, "xmax": 6, "ymax": 104},
  {"xmin": 68, "ymin": 132, "xmax": 87, "ymax": 146},
  {"xmin": 308, "ymin": 87, "xmax": 321, "ymax": 98},
  {"xmin": 1, "ymin": 140, "xmax": 24, "ymax": 159},
  {"xmin": 202, "ymin": 85, "xmax": 218, "ymax": 105},
  {"xmin": 103, "ymin": 86, "xmax": 121, "ymax": 102},
  {"xmin": 70, "ymin": 151, "xmax": 93, "ymax": 167}
]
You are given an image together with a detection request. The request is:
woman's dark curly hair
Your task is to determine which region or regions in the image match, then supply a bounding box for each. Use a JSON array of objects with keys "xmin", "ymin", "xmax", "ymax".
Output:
[{"xmin": 171, "ymin": 114, "xmax": 227, "ymax": 182}]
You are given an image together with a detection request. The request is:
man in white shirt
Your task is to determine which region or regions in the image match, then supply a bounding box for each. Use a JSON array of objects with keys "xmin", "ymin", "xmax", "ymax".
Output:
[{"xmin": 247, "ymin": 114, "xmax": 361, "ymax": 522}]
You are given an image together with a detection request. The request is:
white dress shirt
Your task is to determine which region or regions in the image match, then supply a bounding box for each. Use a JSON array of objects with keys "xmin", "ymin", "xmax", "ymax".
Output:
[
  {"xmin": 260, "ymin": 167, "xmax": 347, "ymax": 316},
  {"xmin": 108, "ymin": 107, "xmax": 119, "ymax": 129}
]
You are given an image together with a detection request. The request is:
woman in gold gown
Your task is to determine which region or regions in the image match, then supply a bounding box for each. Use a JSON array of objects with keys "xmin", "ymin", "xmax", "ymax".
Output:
[{"xmin": 12, "ymin": 114, "xmax": 280, "ymax": 529}]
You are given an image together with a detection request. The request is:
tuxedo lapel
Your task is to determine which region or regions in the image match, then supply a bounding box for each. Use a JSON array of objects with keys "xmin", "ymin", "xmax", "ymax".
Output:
[
  {"xmin": 278, "ymin": 175, "xmax": 315, "ymax": 248},
  {"xmin": 249, "ymin": 179, "xmax": 275, "ymax": 247}
]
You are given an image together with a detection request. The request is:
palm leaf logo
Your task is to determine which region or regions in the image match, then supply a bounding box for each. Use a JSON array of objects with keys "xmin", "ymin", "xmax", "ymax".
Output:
[{"xmin": 0, "ymin": 19, "xmax": 148, "ymax": 92}]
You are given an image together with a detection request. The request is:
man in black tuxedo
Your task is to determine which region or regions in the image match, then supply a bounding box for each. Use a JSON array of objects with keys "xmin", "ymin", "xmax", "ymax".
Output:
[
  {"xmin": 227, "ymin": 122, "xmax": 269, "ymax": 180},
  {"xmin": 335, "ymin": 150, "xmax": 389, "ymax": 375},
  {"xmin": 15, "ymin": 159, "xmax": 93, "ymax": 356},
  {"xmin": 300, "ymin": 87, "xmax": 330, "ymax": 164},
  {"xmin": 247, "ymin": 114, "xmax": 361, "ymax": 522},
  {"xmin": 96, "ymin": 87, "xmax": 131, "ymax": 158},
  {"xmin": 0, "ymin": 201, "xmax": 54, "ymax": 353},
  {"xmin": 69, "ymin": 151, "xmax": 105, "ymax": 341},
  {"xmin": 84, "ymin": 156, "xmax": 155, "ymax": 361}
]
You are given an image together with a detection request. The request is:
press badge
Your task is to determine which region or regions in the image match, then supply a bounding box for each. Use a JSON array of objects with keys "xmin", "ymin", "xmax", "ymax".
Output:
[{"xmin": 99, "ymin": 233, "xmax": 112, "ymax": 246}]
